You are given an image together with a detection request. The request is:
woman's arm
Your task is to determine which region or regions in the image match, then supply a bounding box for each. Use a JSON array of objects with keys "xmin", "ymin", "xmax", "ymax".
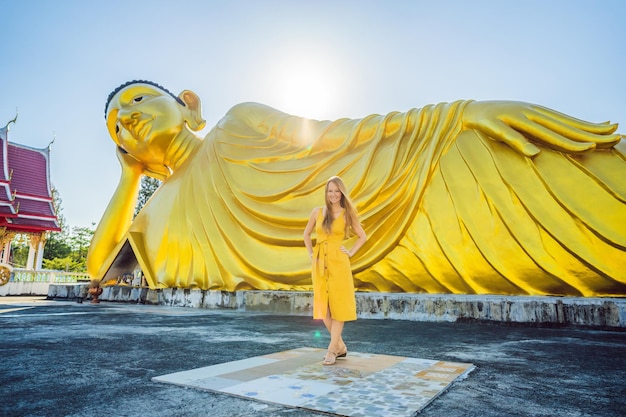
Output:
[
  {"xmin": 303, "ymin": 207, "xmax": 319, "ymax": 259},
  {"xmin": 343, "ymin": 220, "xmax": 367, "ymax": 258}
]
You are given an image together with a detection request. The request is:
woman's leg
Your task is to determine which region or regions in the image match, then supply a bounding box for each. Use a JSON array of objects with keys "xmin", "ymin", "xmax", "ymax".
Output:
[
  {"xmin": 323, "ymin": 308, "xmax": 347, "ymax": 352},
  {"xmin": 322, "ymin": 309, "xmax": 347, "ymax": 365},
  {"xmin": 328, "ymin": 319, "xmax": 345, "ymax": 353}
]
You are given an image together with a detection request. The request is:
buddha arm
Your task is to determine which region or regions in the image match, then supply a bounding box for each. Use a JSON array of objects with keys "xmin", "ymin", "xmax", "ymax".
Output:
[
  {"xmin": 86, "ymin": 148, "xmax": 143, "ymax": 278},
  {"xmin": 225, "ymin": 101, "xmax": 621, "ymax": 160}
]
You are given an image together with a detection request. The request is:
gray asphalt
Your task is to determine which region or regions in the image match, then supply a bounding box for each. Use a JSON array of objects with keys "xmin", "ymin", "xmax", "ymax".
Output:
[{"xmin": 1, "ymin": 297, "xmax": 625, "ymax": 417}]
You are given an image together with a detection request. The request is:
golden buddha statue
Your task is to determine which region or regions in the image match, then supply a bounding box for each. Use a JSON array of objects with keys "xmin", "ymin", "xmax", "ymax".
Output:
[{"xmin": 87, "ymin": 80, "xmax": 626, "ymax": 297}]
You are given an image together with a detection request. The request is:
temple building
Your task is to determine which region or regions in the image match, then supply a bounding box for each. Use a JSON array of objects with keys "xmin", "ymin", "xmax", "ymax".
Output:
[{"xmin": 0, "ymin": 117, "xmax": 60, "ymax": 271}]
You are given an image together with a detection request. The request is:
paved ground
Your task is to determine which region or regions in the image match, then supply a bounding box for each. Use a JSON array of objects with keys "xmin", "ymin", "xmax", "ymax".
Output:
[{"xmin": 1, "ymin": 297, "xmax": 625, "ymax": 417}]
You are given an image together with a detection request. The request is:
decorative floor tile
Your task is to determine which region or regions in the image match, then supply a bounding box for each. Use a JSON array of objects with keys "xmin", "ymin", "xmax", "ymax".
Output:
[
  {"xmin": 152, "ymin": 356, "xmax": 278, "ymax": 385},
  {"xmin": 153, "ymin": 347, "xmax": 475, "ymax": 416}
]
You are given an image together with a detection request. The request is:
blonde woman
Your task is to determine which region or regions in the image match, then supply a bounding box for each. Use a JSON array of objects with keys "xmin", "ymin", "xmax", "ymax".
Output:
[{"xmin": 304, "ymin": 176, "xmax": 367, "ymax": 365}]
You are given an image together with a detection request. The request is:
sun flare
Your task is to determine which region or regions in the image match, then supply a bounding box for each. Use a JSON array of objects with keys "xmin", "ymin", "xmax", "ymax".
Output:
[{"xmin": 268, "ymin": 48, "xmax": 351, "ymax": 121}]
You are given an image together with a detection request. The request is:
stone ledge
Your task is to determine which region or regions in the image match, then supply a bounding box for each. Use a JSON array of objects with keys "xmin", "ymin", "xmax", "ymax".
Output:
[
  {"xmin": 0, "ymin": 281, "xmax": 52, "ymax": 296},
  {"xmin": 47, "ymin": 284, "xmax": 626, "ymax": 329},
  {"xmin": 356, "ymin": 293, "xmax": 626, "ymax": 329}
]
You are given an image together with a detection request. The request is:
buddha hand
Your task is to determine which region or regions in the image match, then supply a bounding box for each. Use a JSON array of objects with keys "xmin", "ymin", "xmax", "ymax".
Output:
[
  {"xmin": 116, "ymin": 146, "xmax": 169, "ymax": 180},
  {"xmin": 116, "ymin": 146, "xmax": 144, "ymax": 177},
  {"xmin": 462, "ymin": 100, "xmax": 621, "ymax": 157}
]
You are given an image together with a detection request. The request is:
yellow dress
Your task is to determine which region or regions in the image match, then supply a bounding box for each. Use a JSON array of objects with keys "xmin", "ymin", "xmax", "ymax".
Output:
[{"xmin": 312, "ymin": 208, "xmax": 357, "ymax": 322}]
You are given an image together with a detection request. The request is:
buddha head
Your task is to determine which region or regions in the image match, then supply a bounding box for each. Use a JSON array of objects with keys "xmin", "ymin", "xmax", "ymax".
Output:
[{"xmin": 104, "ymin": 80, "xmax": 205, "ymax": 176}]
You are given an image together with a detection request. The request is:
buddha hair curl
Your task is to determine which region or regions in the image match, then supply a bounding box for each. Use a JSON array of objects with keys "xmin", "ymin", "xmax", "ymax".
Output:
[{"xmin": 104, "ymin": 80, "xmax": 185, "ymax": 118}]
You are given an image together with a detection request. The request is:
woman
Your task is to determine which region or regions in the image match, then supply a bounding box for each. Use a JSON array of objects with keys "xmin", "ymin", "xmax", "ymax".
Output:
[{"xmin": 304, "ymin": 176, "xmax": 367, "ymax": 365}]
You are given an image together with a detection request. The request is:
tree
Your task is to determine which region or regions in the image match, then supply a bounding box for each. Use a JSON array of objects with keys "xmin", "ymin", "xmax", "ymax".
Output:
[
  {"xmin": 10, "ymin": 234, "xmax": 29, "ymax": 268},
  {"xmin": 51, "ymin": 187, "xmax": 67, "ymax": 232},
  {"xmin": 69, "ymin": 225, "xmax": 94, "ymax": 263},
  {"xmin": 44, "ymin": 186, "xmax": 70, "ymax": 260},
  {"xmin": 134, "ymin": 176, "xmax": 161, "ymax": 218},
  {"xmin": 42, "ymin": 256, "xmax": 82, "ymax": 271},
  {"xmin": 41, "ymin": 188, "xmax": 95, "ymax": 271},
  {"xmin": 43, "ymin": 233, "xmax": 71, "ymax": 260}
]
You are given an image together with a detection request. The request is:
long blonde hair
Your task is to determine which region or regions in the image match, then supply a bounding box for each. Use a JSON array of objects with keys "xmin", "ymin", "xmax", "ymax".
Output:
[{"xmin": 323, "ymin": 176, "xmax": 360, "ymax": 238}]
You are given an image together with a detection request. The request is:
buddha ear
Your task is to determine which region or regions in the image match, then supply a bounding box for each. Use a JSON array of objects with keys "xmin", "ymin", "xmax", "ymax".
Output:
[{"xmin": 178, "ymin": 90, "xmax": 206, "ymax": 131}]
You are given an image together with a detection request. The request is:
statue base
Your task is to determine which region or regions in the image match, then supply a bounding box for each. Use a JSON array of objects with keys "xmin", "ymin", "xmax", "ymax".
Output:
[{"xmin": 46, "ymin": 284, "xmax": 626, "ymax": 329}]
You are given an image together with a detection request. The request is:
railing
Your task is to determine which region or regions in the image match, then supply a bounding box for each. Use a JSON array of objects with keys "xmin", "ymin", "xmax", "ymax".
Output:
[{"xmin": 10, "ymin": 269, "xmax": 90, "ymax": 283}]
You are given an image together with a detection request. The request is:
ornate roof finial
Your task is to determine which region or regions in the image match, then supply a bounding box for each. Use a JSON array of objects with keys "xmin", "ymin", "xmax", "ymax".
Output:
[
  {"xmin": 3, "ymin": 108, "xmax": 18, "ymax": 130},
  {"xmin": 48, "ymin": 131, "xmax": 56, "ymax": 149}
]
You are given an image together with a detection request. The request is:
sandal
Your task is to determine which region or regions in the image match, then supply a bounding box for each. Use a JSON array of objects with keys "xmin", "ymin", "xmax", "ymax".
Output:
[
  {"xmin": 322, "ymin": 348, "xmax": 347, "ymax": 360},
  {"xmin": 323, "ymin": 351, "xmax": 338, "ymax": 366}
]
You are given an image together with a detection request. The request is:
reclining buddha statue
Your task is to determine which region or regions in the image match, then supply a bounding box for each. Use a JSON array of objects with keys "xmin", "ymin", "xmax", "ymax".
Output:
[{"xmin": 87, "ymin": 80, "xmax": 626, "ymax": 297}]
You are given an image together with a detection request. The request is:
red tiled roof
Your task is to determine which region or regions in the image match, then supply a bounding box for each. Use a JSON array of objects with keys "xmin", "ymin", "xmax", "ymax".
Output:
[
  {"xmin": 0, "ymin": 216, "xmax": 59, "ymax": 232},
  {"xmin": 0, "ymin": 123, "xmax": 59, "ymax": 233},
  {"xmin": 0, "ymin": 203, "xmax": 13, "ymax": 216},
  {"xmin": 9, "ymin": 144, "xmax": 51, "ymax": 197},
  {"xmin": 14, "ymin": 197, "xmax": 55, "ymax": 216}
]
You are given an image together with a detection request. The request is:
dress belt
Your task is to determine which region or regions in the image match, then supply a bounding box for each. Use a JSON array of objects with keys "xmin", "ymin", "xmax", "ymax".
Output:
[{"xmin": 313, "ymin": 240, "xmax": 342, "ymax": 281}]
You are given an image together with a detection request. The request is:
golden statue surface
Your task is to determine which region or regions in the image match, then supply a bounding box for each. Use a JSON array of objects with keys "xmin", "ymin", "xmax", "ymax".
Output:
[{"xmin": 87, "ymin": 80, "xmax": 626, "ymax": 297}]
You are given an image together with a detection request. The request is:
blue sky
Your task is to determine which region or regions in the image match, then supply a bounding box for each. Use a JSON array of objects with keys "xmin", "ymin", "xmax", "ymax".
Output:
[{"xmin": 1, "ymin": 0, "xmax": 625, "ymax": 229}]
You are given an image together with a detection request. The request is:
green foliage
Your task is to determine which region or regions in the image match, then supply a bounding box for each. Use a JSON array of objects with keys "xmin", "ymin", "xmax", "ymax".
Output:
[
  {"xmin": 42, "ymin": 256, "xmax": 84, "ymax": 272},
  {"xmin": 39, "ymin": 186, "xmax": 73, "ymax": 267},
  {"xmin": 134, "ymin": 176, "xmax": 161, "ymax": 218},
  {"xmin": 68, "ymin": 226, "xmax": 94, "ymax": 261},
  {"xmin": 40, "ymin": 188, "xmax": 95, "ymax": 271},
  {"xmin": 10, "ymin": 236, "xmax": 29, "ymax": 268},
  {"xmin": 44, "ymin": 231, "xmax": 71, "ymax": 260},
  {"xmin": 40, "ymin": 225, "xmax": 94, "ymax": 272},
  {"xmin": 51, "ymin": 187, "xmax": 67, "ymax": 232}
]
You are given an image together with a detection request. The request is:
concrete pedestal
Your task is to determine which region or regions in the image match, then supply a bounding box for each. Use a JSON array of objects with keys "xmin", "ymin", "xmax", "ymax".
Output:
[{"xmin": 46, "ymin": 284, "xmax": 626, "ymax": 329}]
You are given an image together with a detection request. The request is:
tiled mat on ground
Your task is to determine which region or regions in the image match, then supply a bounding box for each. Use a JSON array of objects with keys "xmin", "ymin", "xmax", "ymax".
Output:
[{"xmin": 153, "ymin": 347, "xmax": 475, "ymax": 417}]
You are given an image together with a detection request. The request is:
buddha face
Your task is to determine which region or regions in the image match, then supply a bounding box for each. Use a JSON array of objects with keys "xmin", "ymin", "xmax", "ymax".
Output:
[{"xmin": 105, "ymin": 83, "xmax": 186, "ymax": 166}]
